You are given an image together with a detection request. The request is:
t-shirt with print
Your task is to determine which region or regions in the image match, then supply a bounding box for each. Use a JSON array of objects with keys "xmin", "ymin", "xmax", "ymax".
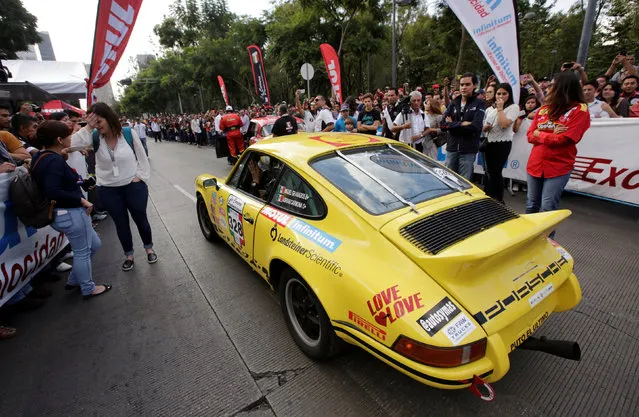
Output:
[
  {"xmin": 303, "ymin": 110, "xmax": 315, "ymax": 133},
  {"xmin": 271, "ymin": 115, "xmax": 298, "ymax": 137},
  {"xmin": 357, "ymin": 108, "xmax": 382, "ymax": 130},
  {"xmin": 485, "ymin": 104, "xmax": 520, "ymax": 142},
  {"xmin": 314, "ymin": 108, "xmax": 335, "ymax": 132}
]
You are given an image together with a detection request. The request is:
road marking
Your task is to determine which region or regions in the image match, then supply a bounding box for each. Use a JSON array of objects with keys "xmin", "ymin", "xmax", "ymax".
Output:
[{"xmin": 174, "ymin": 185, "xmax": 197, "ymax": 203}]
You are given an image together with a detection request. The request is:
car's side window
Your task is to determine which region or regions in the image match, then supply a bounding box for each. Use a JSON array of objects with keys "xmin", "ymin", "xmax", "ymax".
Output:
[
  {"xmin": 227, "ymin": 152, "xmax": 251, "ymax": 189},
  {"xmin": 270, "ymin": 167, "xmax": 325, "ymax": 218},
  {"xmin": 235, "ymin": 152, "xmax": 285, "ymax": 201}
]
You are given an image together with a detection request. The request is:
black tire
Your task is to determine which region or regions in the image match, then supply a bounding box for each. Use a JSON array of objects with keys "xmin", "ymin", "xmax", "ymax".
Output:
[
  {"xmin": 196, "ymin": 196, "xmax": 218, "ymax": 242},
  {"xmin": 279, "ymin": 267, "xmax": 342, "ymax": 359}
]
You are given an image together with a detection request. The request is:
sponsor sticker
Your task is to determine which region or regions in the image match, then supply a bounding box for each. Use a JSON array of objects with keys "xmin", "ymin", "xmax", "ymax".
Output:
[
  {"xmin": 348, "ymin": 310, "xmax": 387, "ymax": 341},
  {"xmin": 260, "ymin": 206, "xmax": 341, "ymax": 253},
  {"xmin": 528, "ymin": 283, "xmax": 554, "ymax": 308},
  {"xmin": 416, "ymin": 297, "xmax": 461, "ymax": 336},
  {"xmin": 510, "ymin": 311, "xmax": 549, "ymax": 352},
  {"xmin": 443, "ymin": 313, "xmax": 476, "ymax": 346},
  {"xmin": 367, "ymin": 285, "xmax": 424, "ymax": 327},
  {"xmin": 260, "ymin": 206, "xmax": 294, "ymax": 227},
  {"xmin": 289, "ymin": 218, "xmax": 341, "ymax": 253}
]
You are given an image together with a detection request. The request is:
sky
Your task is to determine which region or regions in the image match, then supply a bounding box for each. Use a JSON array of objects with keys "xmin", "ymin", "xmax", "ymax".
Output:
[{"xmin": 21, "ymin": 0, "xmax": 577, "ymax": 99}]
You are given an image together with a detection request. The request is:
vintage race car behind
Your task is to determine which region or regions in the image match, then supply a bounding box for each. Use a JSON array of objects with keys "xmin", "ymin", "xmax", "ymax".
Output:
[
  {"xmin": 247, "ymin": 115, "xmax": 305, "ymax": 146},
  {"xmin": 195, "ymin": 132, "xmax": 581, "ymax": 399}
]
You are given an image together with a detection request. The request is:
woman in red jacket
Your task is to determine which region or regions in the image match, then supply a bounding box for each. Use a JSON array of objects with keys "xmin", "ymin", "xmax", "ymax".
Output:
[{"xmin": 526, "ymin": 72, "xmax": 590, "ymax": 217}]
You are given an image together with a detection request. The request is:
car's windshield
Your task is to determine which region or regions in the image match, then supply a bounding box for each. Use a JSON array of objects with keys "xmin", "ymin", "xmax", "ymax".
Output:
[{"xmin": 311, "ymin": 145, "xmax": 472, "ymax": 215}]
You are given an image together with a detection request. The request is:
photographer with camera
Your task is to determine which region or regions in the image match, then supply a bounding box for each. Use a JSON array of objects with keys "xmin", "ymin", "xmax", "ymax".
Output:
[
  {"xmin": 391, "ymin": 91, "xmax": 430, "ymax": 151},
  {"xmin": 560, "ymin": 61, "xmax": 588, "ymax": 85},
  {"xmin": 605, "ymin": 51, "xmax": 638, "ymax": 83}
]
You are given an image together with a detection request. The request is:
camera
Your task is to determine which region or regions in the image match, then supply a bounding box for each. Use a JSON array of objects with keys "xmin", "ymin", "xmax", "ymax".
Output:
[
  {"xmin": 400, "ymin": 95, "xmax": 412, "ymax": 115},
  {"xmin": 81, "ymin": 176, "xmax": 96, "ymax": 192}
]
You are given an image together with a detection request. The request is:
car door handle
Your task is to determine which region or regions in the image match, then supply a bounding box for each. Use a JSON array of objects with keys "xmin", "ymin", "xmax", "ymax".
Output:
[{"xmin": 244, "ymin": 213, "xmax": 254, "ymax": 225}]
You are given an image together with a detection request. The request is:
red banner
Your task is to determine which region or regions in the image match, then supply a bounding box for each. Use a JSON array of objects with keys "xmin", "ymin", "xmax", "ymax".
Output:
[
  {"xmin": 217, "ymin": 75, "xmax": 229, "ymax": 106},
  {"xmin": 320, "ymin": 43, "xmax": 342, "ymax": 104},
  {"xmin": 87, "ymin": 0, "xmax": 144, "ymax": 104},
  {"xmin": 246, "ymin": 45, "xmax": 271, "ymax": 106}
]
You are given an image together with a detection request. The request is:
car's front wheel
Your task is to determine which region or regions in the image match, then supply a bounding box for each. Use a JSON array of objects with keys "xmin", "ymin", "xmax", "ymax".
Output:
[
  {"xmin": 279, "ymin": 268, "xmax": 342, "ymax": 359},
  {"xmin": 196, "ymin": 196, "xmax": 218, "ymax": 242}
]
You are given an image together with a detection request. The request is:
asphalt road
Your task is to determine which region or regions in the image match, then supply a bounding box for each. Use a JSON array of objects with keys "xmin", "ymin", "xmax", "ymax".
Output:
[{"xmin": 1, "ymin": 139, "xmax": 638, "ymax": 416}]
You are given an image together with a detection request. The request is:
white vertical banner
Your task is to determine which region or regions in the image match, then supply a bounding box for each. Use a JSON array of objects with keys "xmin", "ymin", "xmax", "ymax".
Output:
[
  {"xmin": 0, "ymin": 173, "xmax": 67, "ymax": 307},
  {"xmin": 445, "ymin": 0, "xmax": 521, "ymax": 104}
]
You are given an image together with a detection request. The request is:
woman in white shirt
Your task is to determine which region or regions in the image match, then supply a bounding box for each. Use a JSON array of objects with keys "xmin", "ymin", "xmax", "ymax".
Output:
[
  {"xmin": 72, "ymin": 102, "xmax": 156, "ymax": 271},
  {"xmin": 482, "ymin": 83, "xmax": 520, "ymax": 203}
]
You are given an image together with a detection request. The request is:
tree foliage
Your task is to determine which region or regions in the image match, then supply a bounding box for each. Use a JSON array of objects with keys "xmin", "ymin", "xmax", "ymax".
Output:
[
  {"xmin": 120, "ymin": 0, "xmax": 639, "ymax": 115},
  {"xmin": 0, "ymin": 0, "xmax": 41, "ymax": 59}
]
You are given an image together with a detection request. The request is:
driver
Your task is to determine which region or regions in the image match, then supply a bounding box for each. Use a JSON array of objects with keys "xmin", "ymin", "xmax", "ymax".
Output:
[{"xmin": 248, "ymin": 155, "xmax": 278, "ymax": 199}]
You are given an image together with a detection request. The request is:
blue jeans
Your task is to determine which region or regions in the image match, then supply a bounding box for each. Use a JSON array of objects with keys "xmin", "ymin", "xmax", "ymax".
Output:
[
  {"xmin": 98, "ymin": 181, "xmax": 153, "ymax": 256},
  {"xmin": 525, "ymin": 173, "xmax": 571, "ymax": 214},
  {"xmin": 140, "ymin": 137, "xmax": 149, "ymax": 156},
  {"xmin": 446, "ymin": 151, "xmax": 476, "ymax": 180},
  {"xmin": 51, "ymin": 207, "xmax": 102, "ymax": 296}
]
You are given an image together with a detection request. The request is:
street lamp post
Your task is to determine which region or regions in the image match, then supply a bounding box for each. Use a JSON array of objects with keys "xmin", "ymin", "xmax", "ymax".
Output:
[{"xmin": 392, "ymin": 0, "xmax": 412, "ymax": 87}]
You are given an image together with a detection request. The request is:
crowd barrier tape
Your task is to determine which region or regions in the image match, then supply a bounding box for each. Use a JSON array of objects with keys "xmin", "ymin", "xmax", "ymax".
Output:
[
  {"xmin": 436, "ymin": 118, "xmax": 639, "ymax": 206},
  {"xmin": 0, "ymin": 173, "xmax": 67, "ymax": 307}
]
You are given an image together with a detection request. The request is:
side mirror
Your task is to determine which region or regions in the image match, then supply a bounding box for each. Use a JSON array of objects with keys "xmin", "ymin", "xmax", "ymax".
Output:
[{"xmin": 250, "ymin": 136, "xmax": 258, "ymax": 145}]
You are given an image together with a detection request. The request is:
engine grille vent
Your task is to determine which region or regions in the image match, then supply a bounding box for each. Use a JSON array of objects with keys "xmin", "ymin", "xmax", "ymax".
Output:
[{"xmin": 400, "ymin": 199, "xmax": 519, "ymax": 254}]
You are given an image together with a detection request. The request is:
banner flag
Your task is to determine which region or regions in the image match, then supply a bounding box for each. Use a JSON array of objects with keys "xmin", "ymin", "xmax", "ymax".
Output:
[
  {"xmin": 0, "ymin": 173, "xmax": 67, "ymax": 307},
  {"xmin": 217, "ymin": 76, "xmax": 229, "ymax": 106},
  {"xmin": 88, "ymin": 0, "xmax": 144, "ymax": 104},
  {"xmin": 319, "ymin": 44, "xmax": 343, "ymax": 104},
  {"xmin": 246, "ymin": 45, "xmax": 271, "ymax": 106},
  {"xmin": 445, "ymin": 0, "xmax": 521, "ymax": 104}
]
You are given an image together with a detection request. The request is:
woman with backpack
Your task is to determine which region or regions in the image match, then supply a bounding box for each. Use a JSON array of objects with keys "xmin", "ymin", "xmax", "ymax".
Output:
[
  {"xmin": 71, "ymin": 102, "xmax": 156, "ymax": 272},
  {"xmin": 31, "ymin": 121, "xmax": 111, "ymax": 299}
]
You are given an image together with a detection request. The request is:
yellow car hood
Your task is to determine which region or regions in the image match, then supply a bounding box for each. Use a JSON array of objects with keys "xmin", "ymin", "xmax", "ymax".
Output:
[{"xmin": 380, "ymin": 200, "xmax": 573, "ymax": 336}]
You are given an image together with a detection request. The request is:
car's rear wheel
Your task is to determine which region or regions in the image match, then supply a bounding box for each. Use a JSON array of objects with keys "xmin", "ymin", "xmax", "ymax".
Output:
[
  {"xmin": 279, "ymin": 267, "xmax": 342, "ymax": 359},
  {"xmin": 196, "ymin": 196, "xmax": 217, "ymax": 242}
]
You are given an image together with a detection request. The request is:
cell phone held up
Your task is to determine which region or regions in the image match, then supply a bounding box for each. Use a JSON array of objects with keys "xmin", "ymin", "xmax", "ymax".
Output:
[{"xmin": 562, "ymin": 62, "xmax": 574, "ymax": 70}]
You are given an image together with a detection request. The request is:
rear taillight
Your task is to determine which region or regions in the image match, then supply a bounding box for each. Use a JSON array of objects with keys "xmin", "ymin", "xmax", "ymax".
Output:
[{"xmin": 392, "ymin": 336, "xmax": 487, "ymax": 368}]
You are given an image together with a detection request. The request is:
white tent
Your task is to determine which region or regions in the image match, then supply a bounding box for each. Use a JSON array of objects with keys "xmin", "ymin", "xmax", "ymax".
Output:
[{"xmin": 4, "ymin": 60, "xmax": 88, "ymax": 95}]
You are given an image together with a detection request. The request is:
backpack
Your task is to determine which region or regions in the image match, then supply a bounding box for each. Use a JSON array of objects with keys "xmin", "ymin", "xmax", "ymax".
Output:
[
  {"xmin": 10, "ymin": 152, "xmax": 56, "ymax": 228},
  {"xmin": 92, "ymin": 127, "xmax": 137, "ymax": 159}
]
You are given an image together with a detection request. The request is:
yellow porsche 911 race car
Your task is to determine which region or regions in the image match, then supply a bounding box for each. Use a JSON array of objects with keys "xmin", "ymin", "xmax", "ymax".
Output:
[{"xmin": 195, "ymin": 133, "xmax": 582, "ymax": 400}]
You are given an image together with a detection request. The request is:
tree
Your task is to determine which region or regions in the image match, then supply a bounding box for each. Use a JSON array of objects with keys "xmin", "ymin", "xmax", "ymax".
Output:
[{"xmin": 0, "ymin": 0, "xmax": 41, "ymax": 59}]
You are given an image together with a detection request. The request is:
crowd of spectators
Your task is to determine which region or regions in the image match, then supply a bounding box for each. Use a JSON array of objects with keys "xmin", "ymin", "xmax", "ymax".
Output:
[{"xmin": 1, "ymin": 51, "xmax": 638, "ymax": 340}]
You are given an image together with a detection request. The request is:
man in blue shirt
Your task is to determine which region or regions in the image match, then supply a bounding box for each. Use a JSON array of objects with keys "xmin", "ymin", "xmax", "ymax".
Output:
[{"xmin": 333, "ymin": 104, "xmax": 356, "ymax": 132}]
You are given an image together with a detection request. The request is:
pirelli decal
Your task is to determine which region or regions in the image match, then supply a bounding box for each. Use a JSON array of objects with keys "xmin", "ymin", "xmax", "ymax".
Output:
[{"xmin": 473, "ymin": 256, "xmax": 569, "ymax": 325}]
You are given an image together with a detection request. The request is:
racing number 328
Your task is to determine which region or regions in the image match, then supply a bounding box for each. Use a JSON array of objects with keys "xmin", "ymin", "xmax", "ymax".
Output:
[{"xmin": 229, "ymin": 215, "xmax": 243, "ymax": 236}]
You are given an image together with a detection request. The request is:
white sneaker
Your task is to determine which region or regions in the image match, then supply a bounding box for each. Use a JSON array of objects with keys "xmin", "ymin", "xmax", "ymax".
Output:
[
  {"xmin": 56, "ymin": 262, "xmax": 72, "ymax": 272},
  {"xmin": 61, "ymin": 251, "xmax": 74, "ymax": 261},
  {"xmin": 92, "ymin": 213, "xmax": 108, "ymax": 221}
]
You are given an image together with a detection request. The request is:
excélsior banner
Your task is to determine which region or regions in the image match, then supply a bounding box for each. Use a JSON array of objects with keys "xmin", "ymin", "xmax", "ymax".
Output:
[
  {"xmin": 0, "ymin": 173, "xmax": 68, "ymax": 307},
  {"xmin": 247, "ymin": 45, "xmax": 271, "ymax": 106},
  {"xmin": 217, "ymin": 76, "xmax": 229, "ymax": 106},
  {"xmin": 320, "ymin": 44, "xmax": 343, "ymax": 105},
  {"xmin": 88, "ymin": 0, "xmax": 144, "ymax": 104},
  {"xmin": 435, "ymin": 118, "xmax": 639, "ymax": 206},
  {"xmin": 445, "ymin": 0, "xmax": 520, "ymax": 105}
]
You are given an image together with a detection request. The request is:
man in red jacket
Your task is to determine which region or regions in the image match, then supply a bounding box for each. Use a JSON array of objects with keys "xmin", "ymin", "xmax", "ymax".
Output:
[{"xmin": 219, "ymin": 106, "xmax": 245, "ymax": 164}]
